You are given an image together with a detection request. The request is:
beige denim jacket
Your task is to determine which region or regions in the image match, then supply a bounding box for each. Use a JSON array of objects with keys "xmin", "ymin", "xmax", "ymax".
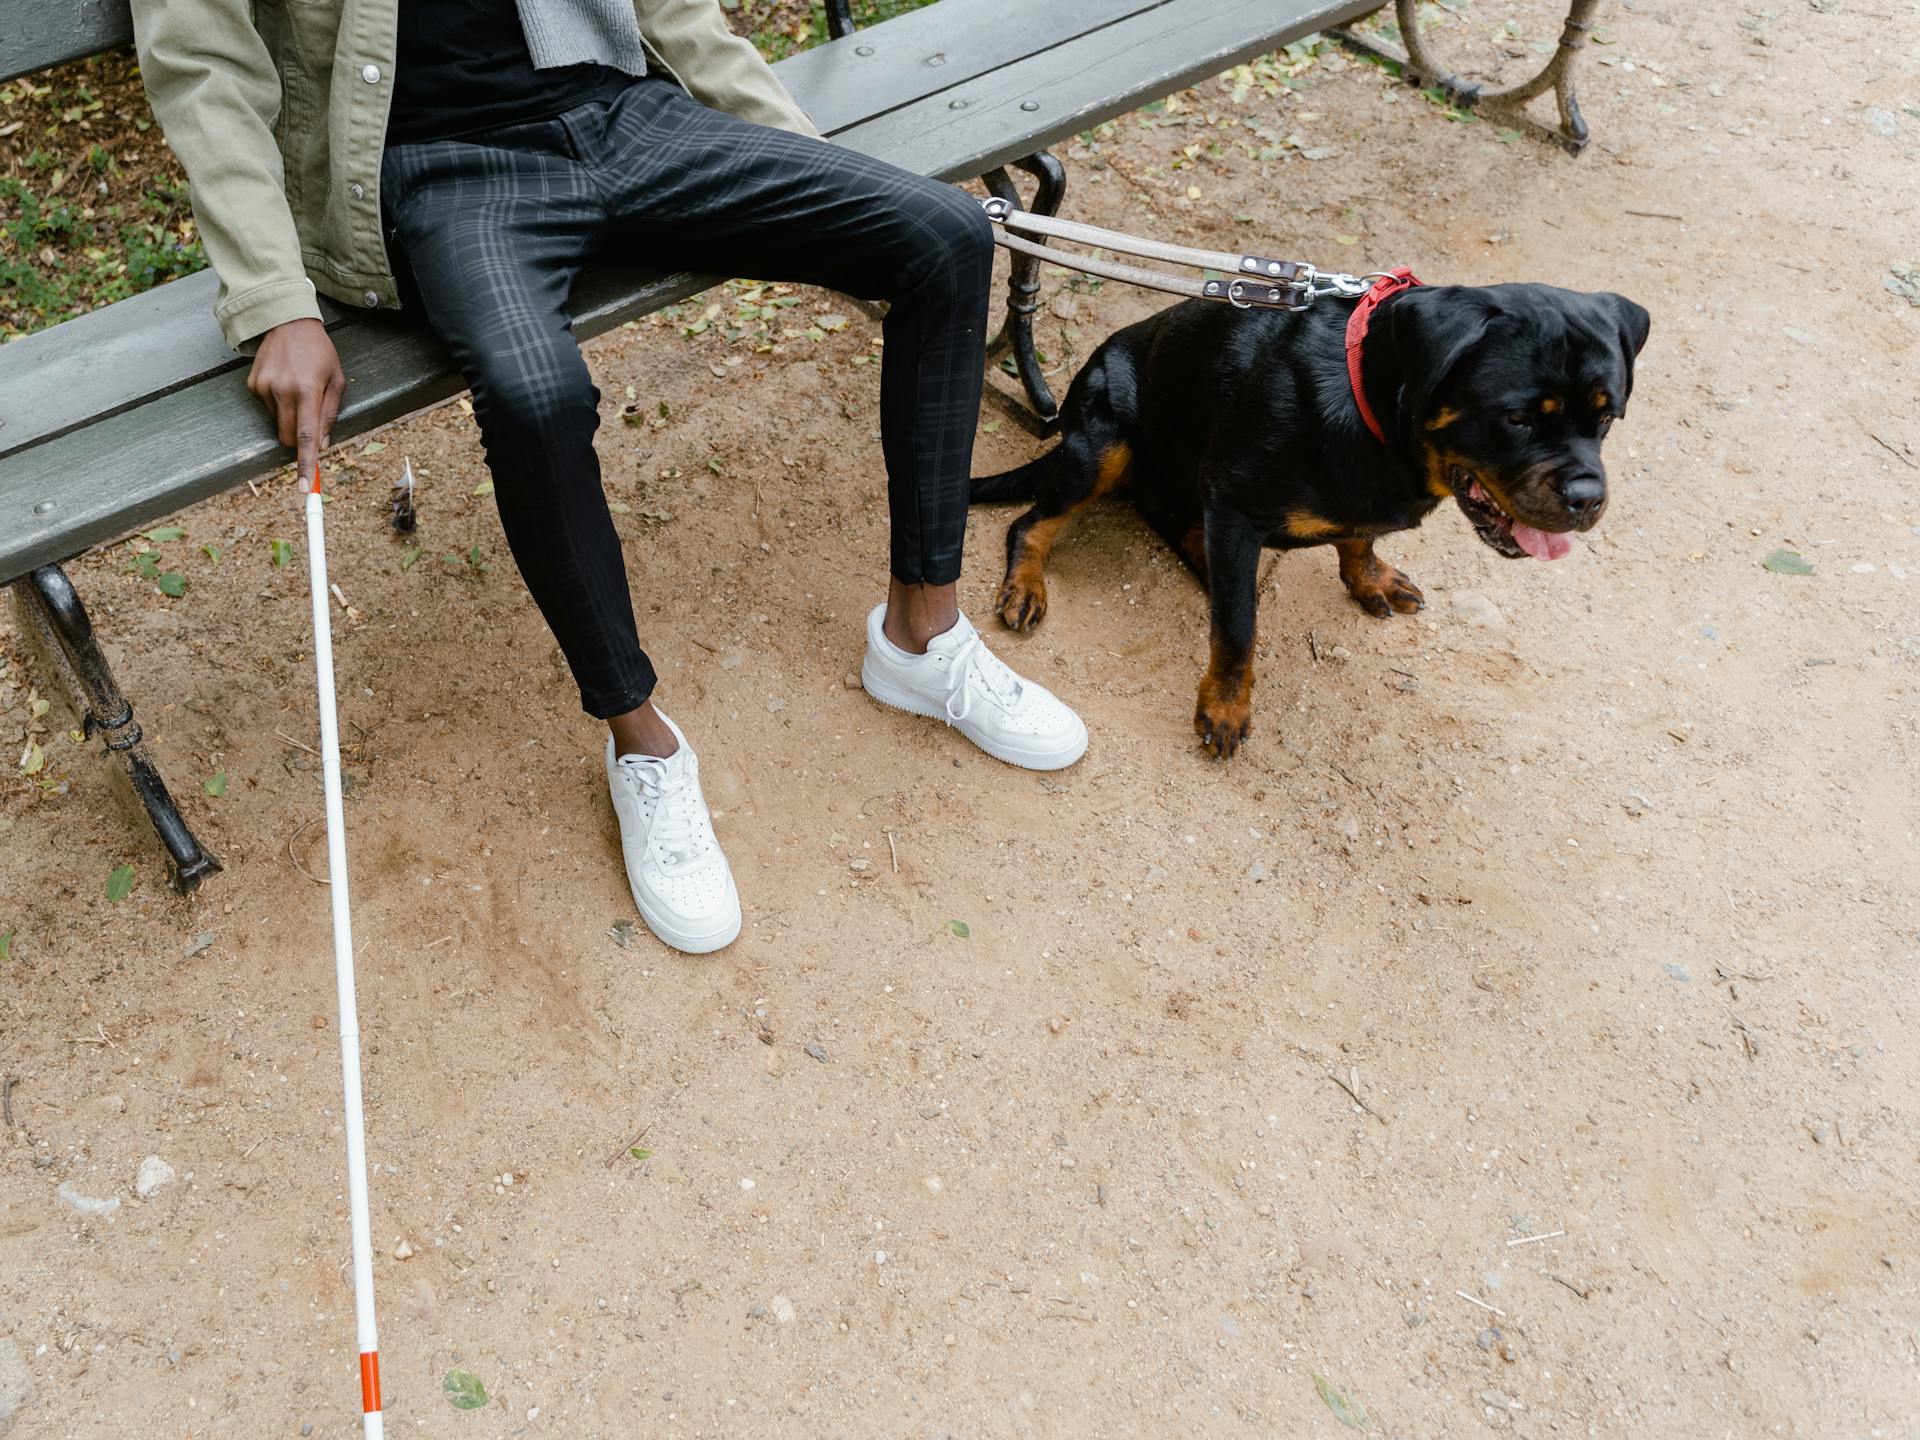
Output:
[{"xmin": 128, "ymin": 0, "xmax": 818, "ymax": 351}]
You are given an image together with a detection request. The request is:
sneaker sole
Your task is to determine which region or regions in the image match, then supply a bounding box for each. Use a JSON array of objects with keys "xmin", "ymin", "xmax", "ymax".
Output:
[
  {"xmin": 629, "ymin": 871, "xmax": 742, "ymax": 955},
  {"xmin": 861, "ymin": 657, "xmax": 1089, "ymax": 772}
]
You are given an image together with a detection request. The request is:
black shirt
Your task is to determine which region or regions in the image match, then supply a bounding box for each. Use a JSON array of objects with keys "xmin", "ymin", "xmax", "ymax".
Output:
[{"xmin": 387, "ymin": 0, "xmax": 634, "ymax": 147}]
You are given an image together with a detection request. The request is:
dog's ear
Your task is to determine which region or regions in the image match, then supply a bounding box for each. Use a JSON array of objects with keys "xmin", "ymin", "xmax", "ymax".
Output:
[
  {"xmin": 1389, "ymin": 286, "xmax": 1491, "ymax": 425},
  {"xmin": 1599, "ymin": 293, "xmax": 1651, "ymax": 402}
]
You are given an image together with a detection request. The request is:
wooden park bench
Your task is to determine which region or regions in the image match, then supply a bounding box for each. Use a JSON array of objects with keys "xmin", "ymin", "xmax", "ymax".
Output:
[{"xmin": 0, "ymin": 0, "xmax": 1603, "ymax": 890}]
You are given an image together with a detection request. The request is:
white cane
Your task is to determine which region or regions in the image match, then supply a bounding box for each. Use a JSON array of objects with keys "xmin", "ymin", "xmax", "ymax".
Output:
[{"xmin": 303, "ymin": 461, "xmax": 385, "ymax": 1437}]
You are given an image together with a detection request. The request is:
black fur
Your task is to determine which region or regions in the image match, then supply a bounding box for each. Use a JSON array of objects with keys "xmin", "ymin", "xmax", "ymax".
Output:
[{"xmin": 970, "ymin": 282, "xmax": 1651, "ymax": 758}]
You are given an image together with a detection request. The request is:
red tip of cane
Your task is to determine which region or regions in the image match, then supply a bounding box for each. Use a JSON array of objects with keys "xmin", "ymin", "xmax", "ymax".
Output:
[
  {"xmin": 360, "ymin": 1350, "xmax": 382, "ymax": 1413},
  {"xmin": 311, "ymin": 460, "xmax": 324, "ymax": 497}
]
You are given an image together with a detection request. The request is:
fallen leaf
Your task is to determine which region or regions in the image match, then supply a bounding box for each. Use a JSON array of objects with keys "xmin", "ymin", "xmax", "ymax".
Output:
[
  {"xmin": 944, "ymin": 919, "xmax": 971, "ymax": 939},
  {"xmin": 629, "ymin": 1146, "xmax": 652, "ymax": 1161},
  {"xmin": 106, "ymin": 864, "xmax": 135, "ymax": 903},
  {"xmin": 143, "ymin": 525, "xmax": 185, "ymax": 542},
  {"xmin": 156, "ymin": 572, "xmax": 187, "ymax": 598},
  {"xmin": 204, "ymin": 770, "xmax": 227, "ymax": 798},
  {"xmin": 361, "ymin": 440, "xmax": 388, "ymax": 455},
  {"xmin": 1763, "ymin": 547, "xmax": 1814, "ymax": 575},
  {"xmin": 472, "ymin": 478, "xmax": 494, "ymax": 497},
  {"xmin": 0, "ymin": 930, "xmax": 12, "ymax": 962},
  {"xmin": 400, "ymin": 546, "xmax": 421, "ymax": 571},
  {"xmin": 183, "ymin": 932, "xmax": 216, "ymax": 958},
  {"xmin": 31, "ymin": 699, "xmax": 50, "ymax": 720},
  {"xmin": 441, "ymin": 1370, "xmax": 488, "ymax": 1410},
  {"xmin": 1312, "ymin": 1373, "xmax": 1370, "ymax": 1430},
  {"xmin": 19, "ymin": 742, "xmax": 44, "ymax": 776},
  {"xmin": 269, "ymin": 539, "xmax": 292, "ymax": 568}
]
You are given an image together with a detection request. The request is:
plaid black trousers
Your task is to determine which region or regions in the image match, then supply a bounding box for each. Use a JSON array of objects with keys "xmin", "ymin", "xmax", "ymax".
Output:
[{"xmin": 380, "ymin": 75, "xmax": 994, "ymax": 718}]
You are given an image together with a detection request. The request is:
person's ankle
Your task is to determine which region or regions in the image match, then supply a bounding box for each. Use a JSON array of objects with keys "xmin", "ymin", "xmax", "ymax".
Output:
[
  {"xmin": 881, "ymin": 609, "xmax": 930, "ymax": 656},
  {"xmin": 609, "ymin": 702, "xmax": 679, "ymax": 759},
  {"xmin": 883, "ymin": 579, "xmax": 960, "ymax": 655}
]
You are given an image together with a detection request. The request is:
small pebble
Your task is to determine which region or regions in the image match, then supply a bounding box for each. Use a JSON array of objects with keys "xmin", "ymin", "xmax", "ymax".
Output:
[
  {"xmin": 392, "ymin": 1240, "xmax": 413, "ymax": 1261},
  {"xmin": 1478, "ymin": 1327, "xmax": 1500, "ymax": 1352},
  {"xmin": 944, "ymin": 1332, "xmax": 957, "ymax": 1347},
  {"xmin": 803, "ymin": 1041, "xmax": 828, "ymax": 1063},
  {"xmin": 843, "ymin": 673, "xmax": 862, "ymax": 690},
  {"xmin": 134, "ymin": 1155, "xmax": 176, "ymax": 1199},
  {"xmin": 1450, "ymin": 590, "xmax": 1504, "ymax": 628},
  {"xmin": 771, "ymin": 1295, "xmax": 796, "ymax": 1324}
]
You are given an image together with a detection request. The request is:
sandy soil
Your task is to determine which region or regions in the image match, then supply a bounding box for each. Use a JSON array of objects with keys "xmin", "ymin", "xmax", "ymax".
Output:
[{"xmin": 4, "ymin": 3, "xmax": 1918, "ymax": 1436}]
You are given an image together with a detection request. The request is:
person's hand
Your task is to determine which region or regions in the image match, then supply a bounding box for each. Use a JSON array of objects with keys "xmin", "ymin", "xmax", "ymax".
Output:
[{"xmin": 247, "ymin": 317, "xmax": 345, "ymax": 481}]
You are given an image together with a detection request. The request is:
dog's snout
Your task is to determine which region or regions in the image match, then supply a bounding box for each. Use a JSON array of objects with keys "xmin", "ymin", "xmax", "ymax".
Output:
[{"xmin": 1558, "ymin": 473, "xmax": 1606, "ymax": 523}]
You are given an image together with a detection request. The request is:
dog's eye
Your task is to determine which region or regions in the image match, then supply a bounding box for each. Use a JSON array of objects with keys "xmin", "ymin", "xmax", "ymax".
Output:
[{"xmin": 1503, "ymin": 411, "xmax": 1533, "ymax": 432}]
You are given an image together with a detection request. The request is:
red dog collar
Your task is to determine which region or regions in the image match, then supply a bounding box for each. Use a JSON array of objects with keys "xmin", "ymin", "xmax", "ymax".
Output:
[{"xmin": 1344, "ymin": 268, "xmax": 1421, "ymax": 444}]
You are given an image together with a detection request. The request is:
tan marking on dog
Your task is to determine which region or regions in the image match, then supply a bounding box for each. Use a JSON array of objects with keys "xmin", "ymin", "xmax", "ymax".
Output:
[
  {"xmin": 994, "ymin": 441, "xmax": 1133, "ymax": 631},
  {"xmin": 1335, "ymin": 538, "xmax": 1424, "ymax": 616},
  {"xmin": 1423, "ymin": 406, "xmax": 1463, "ymax": 431},
  {"xmin": 1539, "ymin": 396, "xmax": 1562, "ymax": 415},
  {"xmin": 1285, "ymin": 510, "xmax": 1342, "ymax": 539},
  {"xmin": 1193, "ymin": 633, "xmax": 1255, "ymax": 758},
  {"xmin": 1591, "ymin": 389, "xmax": 1611, "ymax": 411}
]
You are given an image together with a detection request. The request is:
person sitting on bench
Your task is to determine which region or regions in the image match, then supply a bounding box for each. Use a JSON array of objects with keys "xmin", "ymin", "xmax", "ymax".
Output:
[{"xmin": 130, "ymin": 0, "xmax": 1089, "ymax": 953}]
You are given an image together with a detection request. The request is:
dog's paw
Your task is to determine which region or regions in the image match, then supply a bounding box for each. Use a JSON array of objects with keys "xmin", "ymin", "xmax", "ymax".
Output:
[
  {"xmin": 1342, "ymin": 555, "xmax": 1425, "ymax": 618},
  {"xmin": 1193, "ymin": 685, "xmax": 1253, "ymax": 761},
  {"xmin": 995, "ymin": 575, "xmax": 1049, "ymax": 632}
]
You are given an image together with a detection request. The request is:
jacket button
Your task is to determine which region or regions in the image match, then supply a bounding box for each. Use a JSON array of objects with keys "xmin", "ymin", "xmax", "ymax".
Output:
[
  {"xmin": 360, "ymin": 63, "xmax": 381, "ymax": 83},
  {"xmin": 349, "ymin": 182, "xmax": 366, "ymax": 201},
  {"xmin": 363, "ymin": 290, "xmax": 379, "ymax": 306}
]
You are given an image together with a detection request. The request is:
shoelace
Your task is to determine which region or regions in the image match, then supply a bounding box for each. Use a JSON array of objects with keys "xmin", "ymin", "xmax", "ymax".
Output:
[
  {"xmin": 941, "ymin": 629, "xmax": 1023, "ymax": 725},
  {"xmin": 622, "ymin": 758, "xmax": 706, "ymax": 868}
]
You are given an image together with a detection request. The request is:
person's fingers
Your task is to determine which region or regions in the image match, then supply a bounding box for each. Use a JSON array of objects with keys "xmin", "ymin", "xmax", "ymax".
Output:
[
  {"xmin": 320, "ymin": 365, "xmax": 346, "ymax": 452},
  {"xmin": 294, "ymin": 384, "xmax": 322, "ymax": 482},
  {"xmin": 271, "ymin": 382, "xmax": 299, "ymax": 451}
]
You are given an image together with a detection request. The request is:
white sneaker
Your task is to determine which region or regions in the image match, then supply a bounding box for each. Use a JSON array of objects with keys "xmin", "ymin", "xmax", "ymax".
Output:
[
  {"xmin": 605, "ymin": 712, "xmax": 741, "ymax": 954},
  {"xmin": 860, "ymin": 604, "xmax": 1088, "ymax": 771}
]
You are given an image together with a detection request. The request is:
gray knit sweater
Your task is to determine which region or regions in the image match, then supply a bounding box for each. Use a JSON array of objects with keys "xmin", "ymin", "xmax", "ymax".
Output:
[{"xmin": 516, "ymin": 0, "xmax": 650, "ymax": 76}]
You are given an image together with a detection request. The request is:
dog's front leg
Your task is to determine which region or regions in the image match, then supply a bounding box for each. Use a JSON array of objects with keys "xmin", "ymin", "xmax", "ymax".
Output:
[{"xmin": 1193, "ymin": 509, "xmax": 1264, "ymax": 760}]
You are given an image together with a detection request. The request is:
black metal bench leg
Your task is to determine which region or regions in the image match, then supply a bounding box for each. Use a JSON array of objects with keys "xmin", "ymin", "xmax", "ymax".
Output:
[
  {"xmin": 1336, "ymin": 0, "xmax": 1601, "ymax": 155},
  {"xmin": 14, "ymin": 565, "xmax": 221, "ymax": 894},
  {"xmin": 983, "ymin": 150, "xmax": 1068, "ymax": 428}
]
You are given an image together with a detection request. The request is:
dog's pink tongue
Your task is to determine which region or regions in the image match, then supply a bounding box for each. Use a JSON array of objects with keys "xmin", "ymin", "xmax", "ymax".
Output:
[{"xmin": 1512, "ymin": 523, "xmax": 1572, "ymax": 561}]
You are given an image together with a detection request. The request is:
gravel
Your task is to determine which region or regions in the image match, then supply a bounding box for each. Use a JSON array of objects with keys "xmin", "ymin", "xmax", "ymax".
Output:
[
  {"xmin": 55, "ymin": 1182, "xmax": 118, "ymax": 1218},
  {"xmin": 134, "ymin": 1155, "xmax": 175, "ymax": 1200},
  {"xmin": 0, "ymin": 1338, "xmax": 31, "ymax": 1434}
]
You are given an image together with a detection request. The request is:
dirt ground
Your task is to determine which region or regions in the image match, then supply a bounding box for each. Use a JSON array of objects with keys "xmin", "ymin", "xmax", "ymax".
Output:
[{"xmin": 4, "ymin": 3, "xmax": 1919, "ymax": 1436}]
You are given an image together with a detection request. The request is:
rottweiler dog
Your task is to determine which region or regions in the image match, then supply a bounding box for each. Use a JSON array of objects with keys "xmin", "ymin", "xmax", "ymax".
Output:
[{"xmin": 969, "ymin": 279, "xmax": 1651, "ymax": 757}]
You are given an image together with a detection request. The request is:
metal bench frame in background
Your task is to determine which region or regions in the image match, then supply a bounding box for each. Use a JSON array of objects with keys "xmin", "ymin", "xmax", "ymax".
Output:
[{"xmin": 1, "ymin": 0, "xmax": 1604, "ymax": 892}]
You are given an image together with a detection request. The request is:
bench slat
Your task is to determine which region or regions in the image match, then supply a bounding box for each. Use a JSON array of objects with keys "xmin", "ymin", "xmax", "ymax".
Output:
[
  {"xmin": 837, "ymin": 0, "xmax": 1376, "ymax": 181},
  {"xmin": 0, "ymin": 0, "xmax": 132, "ymax": 85},
  {"xmin": 1, "ymin": 0, "xmax": 1370, "ymax": 583},
  {"xmin": 0, "ymin": 263, "xmax": 717, "ymax": 579},
  {"xmin": 774, "ymin": 0, "xmax": 1160, "ymax": 135}
]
